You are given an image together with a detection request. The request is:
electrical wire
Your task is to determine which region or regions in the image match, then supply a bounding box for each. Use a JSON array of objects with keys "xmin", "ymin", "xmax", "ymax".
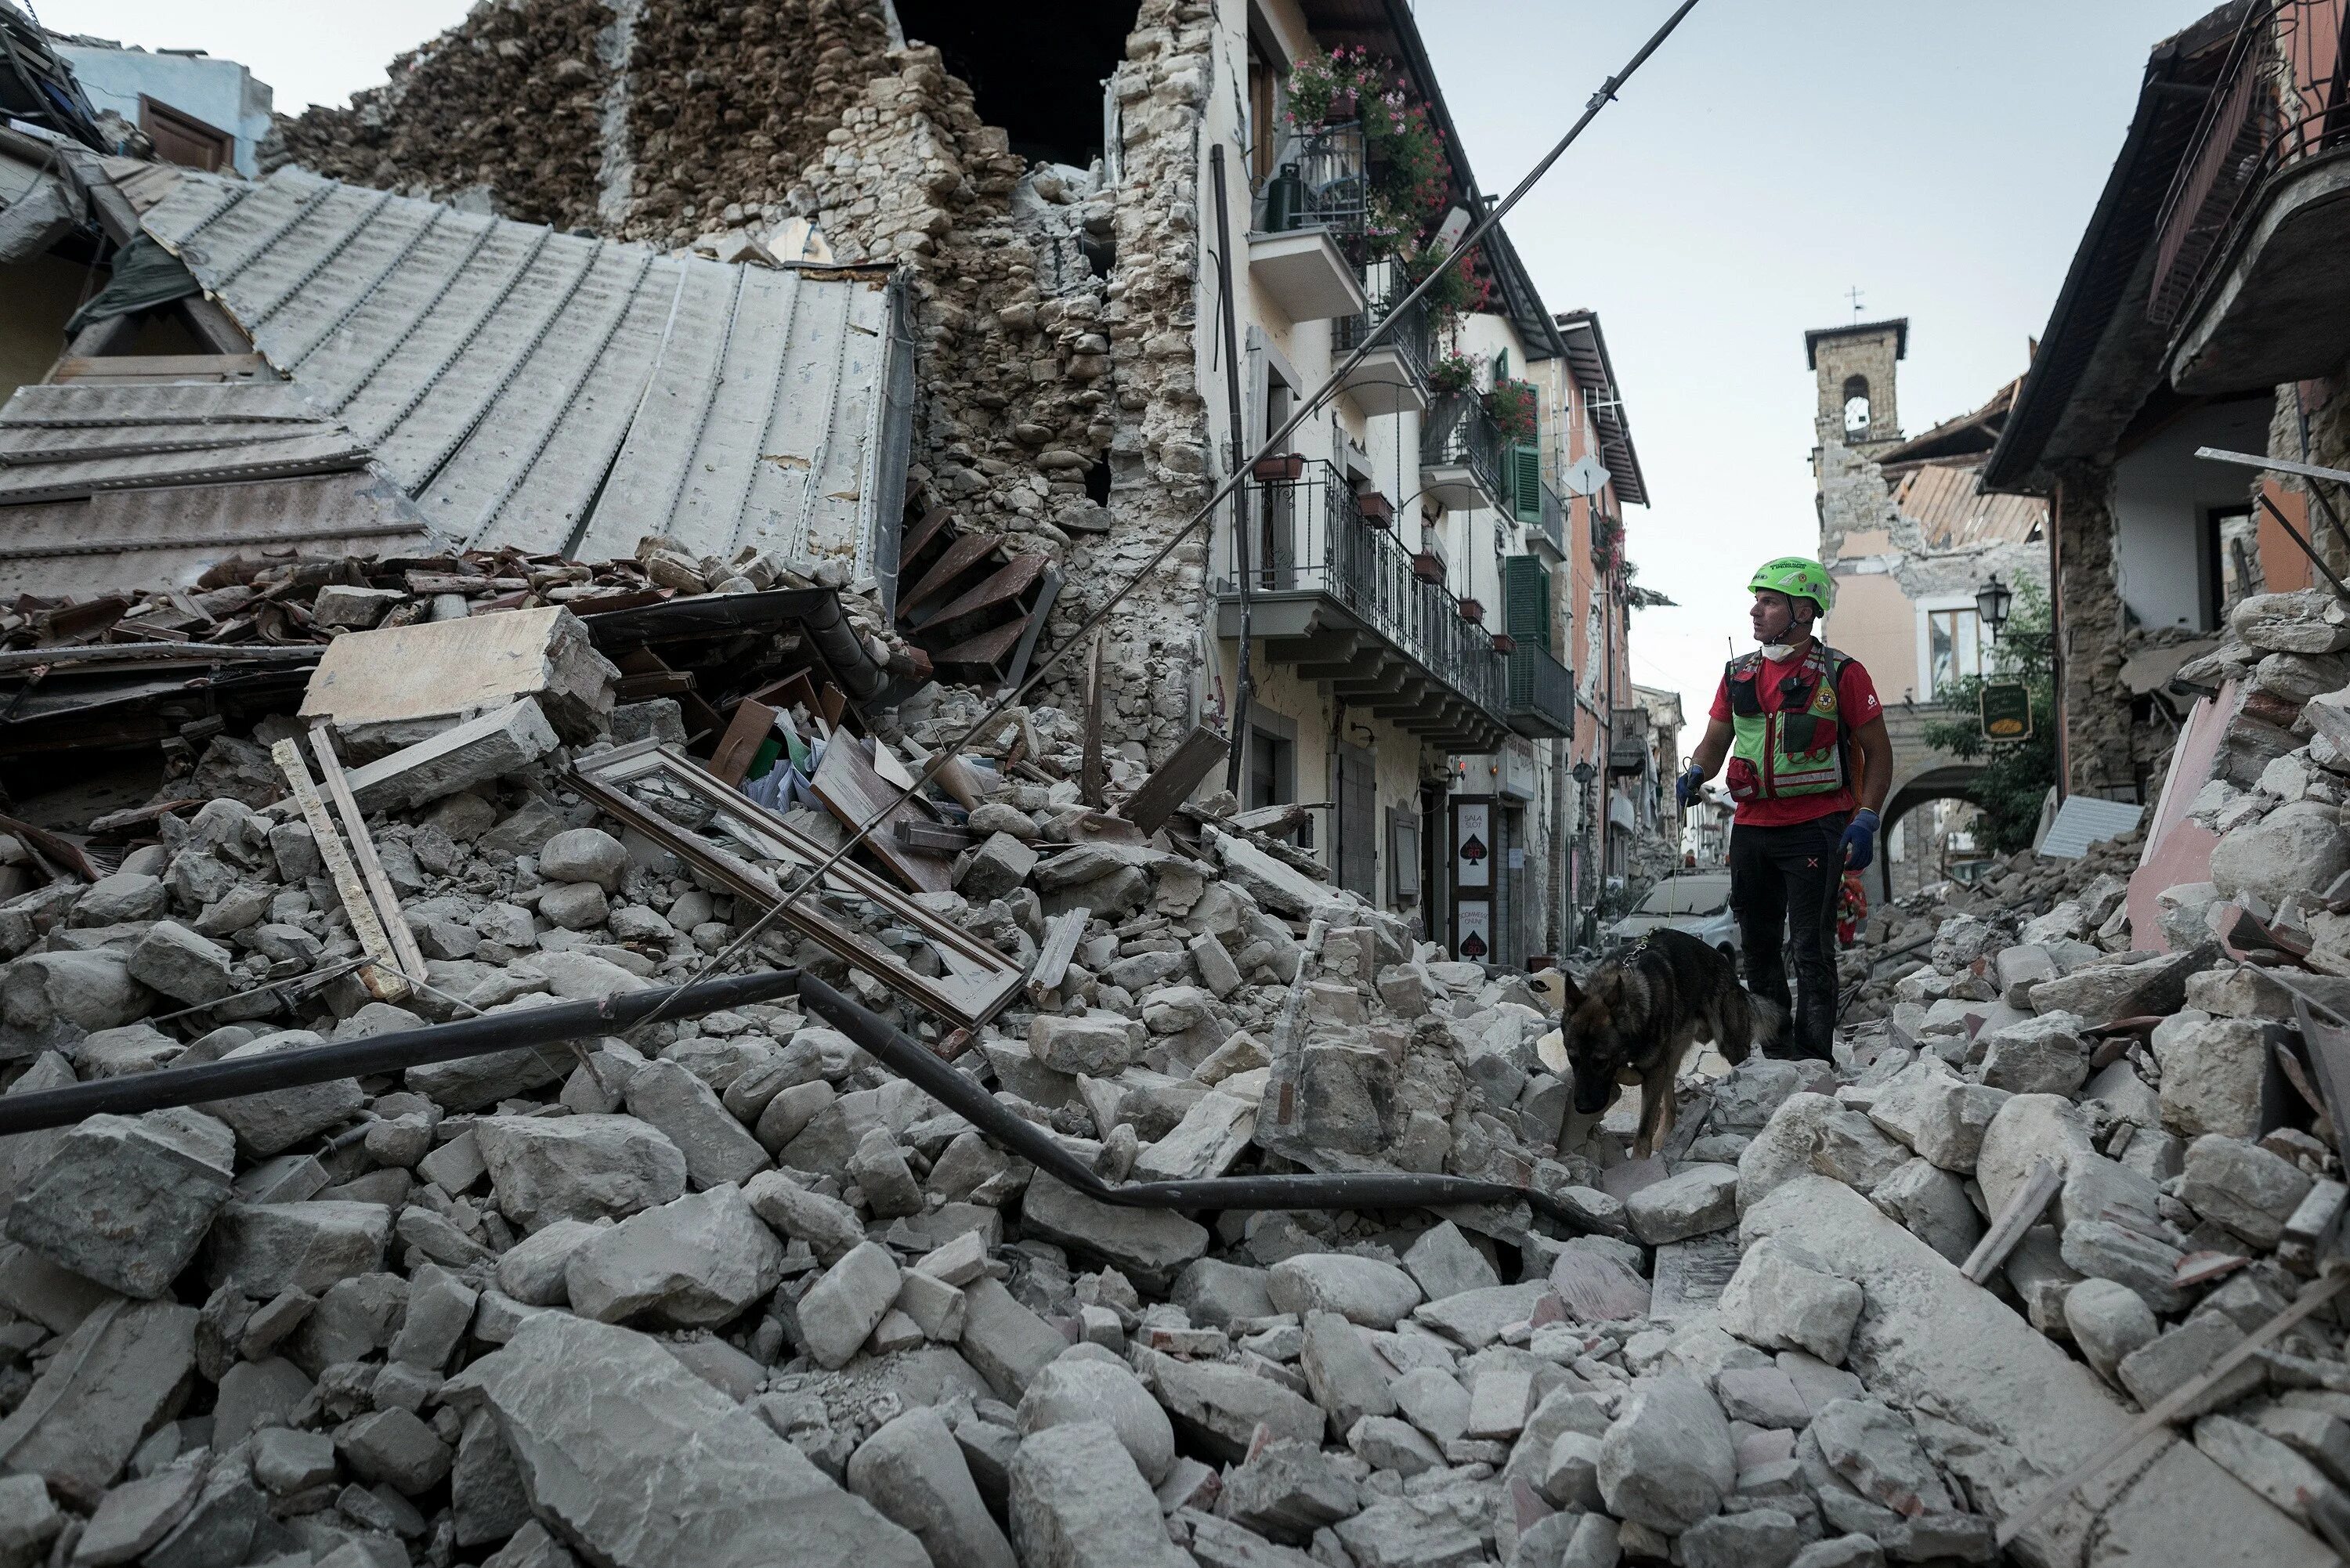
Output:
[{"xmin": 611, "ymin": 0, "xmax": 1710, "ymax": 1045}]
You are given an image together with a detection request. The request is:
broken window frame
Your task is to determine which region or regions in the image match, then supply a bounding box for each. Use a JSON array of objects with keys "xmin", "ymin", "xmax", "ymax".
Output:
[{"xmin": 570, "ymin": 739, "xmax": 1029, "ymax": 1035}]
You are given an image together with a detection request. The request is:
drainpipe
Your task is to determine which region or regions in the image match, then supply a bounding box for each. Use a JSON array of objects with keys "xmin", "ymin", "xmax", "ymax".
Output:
[{"xmin": 1211, "ymin": 144, "xmax": 1255, "ymax": 796}]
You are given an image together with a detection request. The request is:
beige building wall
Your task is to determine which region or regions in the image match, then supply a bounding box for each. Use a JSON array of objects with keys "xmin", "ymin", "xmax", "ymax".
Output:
[{"xmin": 1826, "ymin": 570, "xmax": 1919, "ymax": 703}]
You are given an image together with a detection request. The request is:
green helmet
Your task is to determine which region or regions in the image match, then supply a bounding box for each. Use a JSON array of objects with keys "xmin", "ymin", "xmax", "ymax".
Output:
[{"xmin": 1748, "ymin": 556, "xmax": 1835, "ymax": 618}]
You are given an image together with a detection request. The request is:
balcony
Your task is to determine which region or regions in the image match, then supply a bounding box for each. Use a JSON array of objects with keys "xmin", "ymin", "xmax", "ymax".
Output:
[
  {"xmin": 1608, "ymin": 707, "xmax": 1651, "ymax": 777},
  {"xmin": 1334, "ymin": 280, "xmax": 1434, "ymax": 417},
  {"xmin": 1534, "ymin": 474, "xmax": 1567, "ymax": 560},
  {"xmin": 1249, "ymin": 121, "xmax": 1370, "ymax": 323},
  {"xmin": 1213, "ymin": 461, "xmax": 1510, "ymax": 752},
  {"xmin": 1506, "ymin": 645, "xmax": 1574, "ymax": 739},
  {"xmin": 1420, "ymin": 391, "xmax": 1508, "ymax": 511},
  {"xmin": 2153, "ymin": 0, "xmax": 2350, "ymax": 393}
]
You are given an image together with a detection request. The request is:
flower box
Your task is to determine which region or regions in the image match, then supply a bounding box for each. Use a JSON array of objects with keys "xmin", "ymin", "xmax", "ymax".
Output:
[
  {"xmin": 1458, "ymin": 598, "xmax": 1484, "ymax": 624},
  {"xmin": 1412, "ymin": 551, "xmax": 1445, "ymax": 584},
  {"xmin": 1491, "ymin": 632, "xmax": 1516, "ymax": 654},
  {"xmin": 1357, "ymin": 491, "xmax": 1394, "ymax": 528},
  {"xmin": 1250, "ymin": 453, "xmax": 1307, "ymax": 482}
]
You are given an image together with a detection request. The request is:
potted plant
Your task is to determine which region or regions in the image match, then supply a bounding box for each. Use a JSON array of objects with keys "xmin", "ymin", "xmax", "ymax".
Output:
[
  {"xmin": 1357, "ymin": 490, "xmax": 1394, "ymax": 528},
  {"xmin": 1491, "ymin": 632, "xmax": 1517, "ymax": 655},
  {"xmin": 1458, "ymin": 598, "xmax": 1484, "ymax": 624},
  {"xmin": 1286, "ymin": 48, "xmax": 1455, "ymax": 262},
  {"xmin": 1427, "ymin": 350, "xmax": 1476, "ymax": 398},
  {"xmin": 1484, "ymin": 378, "xmax": 1538, "ymax": 444},
  {"xmin": 1412, "ymin": 551, "xmax": 1444, "ymax": 584},
  {"xmin": 1250, "ymin": 453, "xmax": 1307, "ymax": 482}
]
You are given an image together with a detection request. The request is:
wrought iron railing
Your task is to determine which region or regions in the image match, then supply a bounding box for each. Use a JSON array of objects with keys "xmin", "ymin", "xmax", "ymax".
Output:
[
  {"xmin": 1254, "ymin": 120, "xmax": 1368, "ymax": 246},
  {"xmin": 1224, "ymin": 460, "xmax": 1506, "ymax": 724},
  {"xmin": 1336, "ymin": 272, "xmax": 1434, "ymax": 391},
  {"xmin": 1506, "ymin": 645, "xmax": 1574, "ymax": 738},
  {"xmin": 2150, "ymin": 0, "xmax": 2350, "ymax": 323},
  {"xmin": 1421, "ymin": 391, "xmax": 1506, "ymax": 504}
]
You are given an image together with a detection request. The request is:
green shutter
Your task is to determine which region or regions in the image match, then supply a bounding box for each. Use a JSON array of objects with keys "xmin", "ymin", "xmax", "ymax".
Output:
[
  {"xmin": 1505, "ymin": 555, "xmax": 1551, "ymax": 651},
  {"xmin": 1509, "ymin": 443, "xmax": 1544, "ymax": 526}
]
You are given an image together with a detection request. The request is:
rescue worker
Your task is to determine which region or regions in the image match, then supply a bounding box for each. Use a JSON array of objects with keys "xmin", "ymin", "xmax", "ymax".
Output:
[{"xmin": 1676, "ymin": 558, "xmax": 1893, "ymax": 1059}]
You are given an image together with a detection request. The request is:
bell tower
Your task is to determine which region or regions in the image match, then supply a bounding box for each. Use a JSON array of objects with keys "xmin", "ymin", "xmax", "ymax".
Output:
[{"xmin": 1805, "ymin": 317, "xmax": 1908, "ymax": 456}]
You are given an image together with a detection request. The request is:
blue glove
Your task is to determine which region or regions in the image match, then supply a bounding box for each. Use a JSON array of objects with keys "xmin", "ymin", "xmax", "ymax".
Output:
[
  {"xmin": 1841, "ymin": 809, "xmax": 1879, "ymax": 871},
  {"xmin": 1675, "ymin": 764, "xmax": 1705, "ymax": 807}
]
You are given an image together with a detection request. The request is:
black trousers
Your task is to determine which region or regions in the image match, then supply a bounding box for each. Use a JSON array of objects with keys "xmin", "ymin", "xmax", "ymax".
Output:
[{"xmin": 1729, "ymin": 812, "xmax": 1846, "ymax": 1058}]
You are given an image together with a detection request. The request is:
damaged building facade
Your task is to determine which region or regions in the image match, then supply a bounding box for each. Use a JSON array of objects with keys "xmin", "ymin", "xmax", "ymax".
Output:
[
  {"xmin": 1806, "ymin": 319, "xmax": 2050, "ymax": 898},
  {"xmin": 259, "ymin": 0, "xmax": 1656, "ymax": 966},
  {"xmin": 1985, "ymin": 0, "xmax": 2350, "ymax": 806}
]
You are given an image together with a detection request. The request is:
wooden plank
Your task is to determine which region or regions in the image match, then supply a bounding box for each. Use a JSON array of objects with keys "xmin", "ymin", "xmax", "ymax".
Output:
[
  {"xmin": 1960, "ymin": 1159, "xmax": 2060, "ymax": 1284},
  {"xmin": 1003, "ymin": 565, "xmax": 1061, "ymax": 690},
  {"xmin": 1122, "ymin": 725, "xmax": 1232, "ymax": 833},
  {"xmin": 901, "ymin": 503, "xmax": 954, "ymax": 564},
  {"xmin": 923, "ymin": 553, "xmax": 1047, "ymax": 637},
  {"xmin": 307, "ymin": 727, "xmax": 432, "ymax": 987},
  {"xmin": 48, "ymin": 353, "xmax": 270, "ymax": 384},
  {"xmin": 270, "ymin": 739, "xmax": 408, "ymax": 1003},
  {"xmin": 1080, "ymin": 632, "xmax": 1107, "ymax": 808},
  {"xmin": 810, "ymin": 738, "xmax": 949, "ymax": 895},
  {"xmin": 709, "ymin": 699, "xmax": 779, "ymax": 787},
  {"xmin": 1029, "ymin": 906, "xmax": 1089, "ymax": 998},
  {"xmin": 898, "ymin": 532, "xmax": 1000, "ymax": 624}
]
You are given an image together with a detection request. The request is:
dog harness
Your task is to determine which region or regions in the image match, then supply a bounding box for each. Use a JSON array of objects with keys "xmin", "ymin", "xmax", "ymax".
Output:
[{"xmin": 1723, "ymin": 641, "xmax": 1850, "ymax": 804}]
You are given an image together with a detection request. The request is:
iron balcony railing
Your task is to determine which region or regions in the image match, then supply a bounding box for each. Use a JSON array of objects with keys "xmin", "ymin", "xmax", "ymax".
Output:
[
  {"xmin": 1336, "ymin": 280, "xmax": 1434, "ymax": 391},
  {"xmin": 1506, "ymin": 645, "xmax": 1574, "ymax": 739},
  {"xmin": 2150, "ymin": 0, "xmax": 2350, "ymax": 323},
  {"xmin": 1254, "ymin": 120, "xmax": 1368, "ymax": 247},
  {"xmin": 1538, "ymin": 476, "xmax": 1567, "ymax": 556},
  {"xmin": 1225, "ymin": 459, "xmax": 1506, "ymax": 724},
  {"xmin": 1422, "ymin": 391, "xmax": 1507, "ymax": 505}
]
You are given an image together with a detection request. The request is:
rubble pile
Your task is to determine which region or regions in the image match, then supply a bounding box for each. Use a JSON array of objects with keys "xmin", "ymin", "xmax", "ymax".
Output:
[
  {"xmin": 2, "ymin": 538, "xmax": 909, "ymax": 659},
  {"xmin": 1840, "ymin": 826, "xmax": 2149, "ymax": 1024},
  {"xmin": 0, "ymin": 572, "xmax": 2046, "ymax": 1568},
  {"xmin": 1645, "ymin": 585, "xmax": 2350, "ymax": 1557}
]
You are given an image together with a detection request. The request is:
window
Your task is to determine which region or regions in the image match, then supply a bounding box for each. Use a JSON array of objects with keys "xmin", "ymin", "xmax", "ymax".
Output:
[
  {"xmin": 1842, "ymin": 374, "xmax": 1871, "ymax": 438},
  {"xmin": 1925, "ymin": 606, "xmax": 1983, "ymax": 698},
  {"xmin": 139, "ymin": 96, "xmax": 232, "ymax": 173},
  {"xmin": 1247, "ymin": 35, "xmax": 1281, "ymax": 187}
]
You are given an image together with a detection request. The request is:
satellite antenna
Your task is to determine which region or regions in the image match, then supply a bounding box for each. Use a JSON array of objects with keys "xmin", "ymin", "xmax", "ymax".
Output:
[{"xmin": 1562, "ymin": 453, "xmax": 1612, "ymax": 497}]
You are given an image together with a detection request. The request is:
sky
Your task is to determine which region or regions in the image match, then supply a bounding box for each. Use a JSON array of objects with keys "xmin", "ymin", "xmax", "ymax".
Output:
[{"xmin": 24, "ymin": 0, "xmax": 2225, "ymax": 730}]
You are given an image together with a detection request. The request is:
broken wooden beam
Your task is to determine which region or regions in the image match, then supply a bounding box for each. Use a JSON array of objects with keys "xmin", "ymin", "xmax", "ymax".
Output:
[
  {"xmin": 1961, "ymin": 1158, "xmax": 2060, "ymax": 1284},
  {"xmin": 271, "ymin": 738, "xmax": 408, "ymax": 1003},
  {"xmin": 1123, "ymin": 724, "xmax": 1231, "ymax": 834}
]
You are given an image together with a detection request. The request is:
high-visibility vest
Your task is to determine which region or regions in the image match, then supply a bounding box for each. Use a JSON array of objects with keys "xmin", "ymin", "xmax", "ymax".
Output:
[{"xmin": 1723, "ymin": 641, "xmax": 1850, "ymax": 803}]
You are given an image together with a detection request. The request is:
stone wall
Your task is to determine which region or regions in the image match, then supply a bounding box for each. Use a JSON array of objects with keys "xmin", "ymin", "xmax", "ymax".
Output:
[
  {"xmin": 1810, "ymin": 327, "xmax": 1903, "ymax": 453},
  {"xmin": 2052, "ymin": 461, "xmax": 2136, "ymax": 799}
]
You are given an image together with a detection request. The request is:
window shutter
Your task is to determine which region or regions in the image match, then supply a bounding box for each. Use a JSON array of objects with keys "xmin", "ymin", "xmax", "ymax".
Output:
[
  {"xmin": 1510, "ymin": 443, "xmax": 1544, "ymax": 526},
  {"xmin": 1505, "ymin": 554, "xmax": 1551, "ymax": 651}
]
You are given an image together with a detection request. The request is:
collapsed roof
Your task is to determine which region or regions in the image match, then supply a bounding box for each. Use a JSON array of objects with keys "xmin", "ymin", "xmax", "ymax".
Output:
[{"xmin": 0, "ymin": 161, "xmax": 914, "ymax": 602}]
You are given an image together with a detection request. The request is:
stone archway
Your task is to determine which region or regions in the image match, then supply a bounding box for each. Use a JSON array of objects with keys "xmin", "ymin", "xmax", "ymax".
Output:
[{"xmin": 1869, "ymin": 702, "xmax": 1987, "ymax": 908}]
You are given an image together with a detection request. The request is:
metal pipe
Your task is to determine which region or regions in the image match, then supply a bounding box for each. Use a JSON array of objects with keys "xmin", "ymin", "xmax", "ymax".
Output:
[
  {"xmin": 794, "ymin": 972, "xmax": 1596, "ymax": 1231},
  {"xmin": 0, "ymin": 968, "xmax": 805, "ymax": 1136},
  {"xmin": 1211, "ymin": 143, "xmax": 1256, "ymax": 797},
  {"xmin": 2255, "ymin": 489, "xmax": 2350, "ymax": 601}
]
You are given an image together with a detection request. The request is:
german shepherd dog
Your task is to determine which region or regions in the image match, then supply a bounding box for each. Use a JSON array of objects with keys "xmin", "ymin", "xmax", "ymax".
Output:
[{"xmin": 1538, "ymin": 928, "xmax": 1782, "ymax": 1158}]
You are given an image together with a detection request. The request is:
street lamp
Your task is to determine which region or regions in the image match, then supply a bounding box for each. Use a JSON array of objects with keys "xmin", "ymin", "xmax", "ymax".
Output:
[{"xmin": 1975, "ymin": 574, "xmax": 2014, "ymax": 639}]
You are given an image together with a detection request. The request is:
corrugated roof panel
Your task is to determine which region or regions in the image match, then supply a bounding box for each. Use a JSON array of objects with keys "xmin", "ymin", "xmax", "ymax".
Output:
[
  {"xmin": 415, "ymin": 246, "xmax": 661, "ymax": 550},
  {"xmin": 0, "ymin": 471, "xmax": 426, "ymax": 599},
  {"xmin": 371, "ymin": 233, "xmax": 611, "ymax": 489},
  {"xmin": 331, "ymin": 223, "xmax": 557, "ymax": 453},
  {"xmin": 668, "ymin": 266, "xmax": 808, "ymax": 558},
  {"xmin": 570, "ymin": 261, "xmax": 745, "ymax": 558},
  {"xmin": 227, "ymin": 184, "xmax": 402, "ymax": 329},
  {"xmin": 5, "ymin": 165, "xmax": 909, "ymax": 592},
  {"xmin": 279, "ymin": 208, "xmax": 501, "ymax": 395},
  {"xmin": 469, "ymin": 265, "xmax": 688, "ymax": 555}
]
